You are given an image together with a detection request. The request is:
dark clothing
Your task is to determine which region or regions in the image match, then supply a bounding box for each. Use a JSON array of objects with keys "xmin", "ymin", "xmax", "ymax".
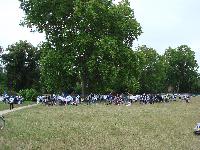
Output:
[{"xmin": 9, "ymin": 103, "xmax": 14, "ymax": 110}]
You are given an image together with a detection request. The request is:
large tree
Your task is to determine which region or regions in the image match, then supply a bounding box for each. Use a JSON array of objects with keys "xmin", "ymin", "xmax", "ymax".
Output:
[
  {"xmin": 164, "ymin": 45, "xmax": 199, "ymax": 93},
  {"xmin": 19, "ymin": 0, "xmax": 142, "ymax": 95},
  {"xmin": 1, "ymin": 41, "xmax": 40, "ymax": 92},
  {"xmin": 0, "ymin": 46, "xmax": 7, "ymax": 93},
  {"xmin": 136, "ymin": 45, "xmax": 166, "ymax": 93},
  {"xmin": 192, "ymin": 73, "xmax": 200, "ymax": 93}
]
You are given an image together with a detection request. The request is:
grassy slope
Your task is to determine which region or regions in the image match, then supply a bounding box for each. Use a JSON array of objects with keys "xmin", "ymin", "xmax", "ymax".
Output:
[
  {"xmin": 0, "ymin": 97, "xmax": 200, "ymax": 150},
  {"xmin": 0, "ymin": 101, "xmax": 35, "ymax": 111}
]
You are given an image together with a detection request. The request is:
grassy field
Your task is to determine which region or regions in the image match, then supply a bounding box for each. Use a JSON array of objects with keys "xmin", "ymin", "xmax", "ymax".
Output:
[
  {"xmin": 0, "ymin": 101, "xmax": 36, "ymax": 111},
  {"xmin": 0, "ymin": 97, "xmax": 200, "ymax": 150}
]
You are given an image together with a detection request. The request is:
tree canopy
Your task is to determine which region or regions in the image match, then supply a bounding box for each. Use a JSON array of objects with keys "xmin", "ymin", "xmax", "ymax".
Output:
[
  {"xmin": 19, "ymin": 0, "xmax": 142, "ymax": 95},
  {"xmin": 0, "ymin": 46, "xmax": 7, "ymax": 93},
  {"xmin": 0, "ymin": 0, "xmax": 197, "ymax": 95},
  {"xmin": 164, "ymin": 45, "xmax": 199, "ymax": 93},
  {"xmin": 1, "ymin": 41, "xmax": 40, "ymax": 92},
  {"xmin": 136, "ymin": 45, "xmax": 166, "ymax": 93}
]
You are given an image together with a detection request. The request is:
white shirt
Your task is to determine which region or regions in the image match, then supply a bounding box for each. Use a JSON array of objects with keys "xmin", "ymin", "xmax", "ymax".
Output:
[
  {"xmin": 66, "ymin": 95, "xmax": 73, "ymax": 102},
  {"xmin": 9, "ymin": 97, "xmax": 14, "ymax": 103}
]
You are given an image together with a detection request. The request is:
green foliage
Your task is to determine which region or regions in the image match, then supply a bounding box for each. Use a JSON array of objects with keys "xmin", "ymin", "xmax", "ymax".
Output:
[
  {"xmin": 0, "ymin": 46, "xmax": 7, "ymax": 94},
  {"xmin": 20, "ymin": 0, "xmax": 142, "ymax": 95},
  {"xmin": 39, "ymin": 43, "xmax": 78, "ymax": 93},
  {"xmin": 0, "ymin": 69, "xmax": 7, "ymax": 94},
  {"xmin": 18, "ymin": 0, "xmax": 199, "ymax": 94},
  {"xmin": 164, "ymin": 45, "xmax": 199, "ymax": 93},
  {"xmin": 18, "ymin": 88, "xmax": 38, "ymax": 101},
  {"xmin": 1, "ymin": 41, "xmax": 40, "ymax": 92},
  {"xmin": 136, "ymin": 45, "xmax": 166, "ymax": 93},
  {"xmin": 192, "ymin": 74, "xmax": 200, "ymax": 93}
]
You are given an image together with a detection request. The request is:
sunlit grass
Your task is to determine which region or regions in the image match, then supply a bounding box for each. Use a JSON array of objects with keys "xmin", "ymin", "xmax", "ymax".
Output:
[{"xmin": 0, "ymin": 97, "xmax": 200, "ymax": 150}]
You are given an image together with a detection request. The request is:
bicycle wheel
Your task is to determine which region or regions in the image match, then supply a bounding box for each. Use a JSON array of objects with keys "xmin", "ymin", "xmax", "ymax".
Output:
[{"xmin": 0, "ymin": 116, "xmax": 5, "ymax": 130}]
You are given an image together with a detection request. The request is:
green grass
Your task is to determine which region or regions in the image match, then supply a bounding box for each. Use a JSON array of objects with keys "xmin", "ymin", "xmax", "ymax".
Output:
[
  {"xmin": 0, "ymin": 101, "xmax": 36, "ymax": 111},
  {"xmin": 0, "ymin": 97, "xmax": 200, "ymax": 150}
]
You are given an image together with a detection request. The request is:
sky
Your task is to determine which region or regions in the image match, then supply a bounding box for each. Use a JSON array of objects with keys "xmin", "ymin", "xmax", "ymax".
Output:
[{"xmin": 0, "ymin": 0, "xmax": 199, "ymax": 71}]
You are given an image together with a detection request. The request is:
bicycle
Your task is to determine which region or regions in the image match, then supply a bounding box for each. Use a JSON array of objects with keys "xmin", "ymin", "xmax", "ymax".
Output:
[{"xmin": 0, "ymin": 115, "xmax": 5, "ymax": 130}]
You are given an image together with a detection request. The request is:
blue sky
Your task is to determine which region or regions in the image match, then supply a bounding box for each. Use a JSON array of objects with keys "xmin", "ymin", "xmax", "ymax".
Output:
[{"xmin": 0, "ymin": 0, "xmax": 199, "ymax": 71}]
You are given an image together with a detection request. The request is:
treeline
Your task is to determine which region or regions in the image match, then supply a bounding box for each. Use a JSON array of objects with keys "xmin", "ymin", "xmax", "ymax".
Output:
[
  {"xmin": 0, "ymin": 0, "xmax": 199, "ymax": 95},
  {"xmin": 0, "ymin": 41, "xmax": 199, "ymax": 95}
]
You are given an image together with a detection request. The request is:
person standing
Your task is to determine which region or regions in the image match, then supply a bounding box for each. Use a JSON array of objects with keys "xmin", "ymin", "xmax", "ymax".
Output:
[{"xmin": 9, "ymin": 96, "xmax": 14, "ymax": 110}]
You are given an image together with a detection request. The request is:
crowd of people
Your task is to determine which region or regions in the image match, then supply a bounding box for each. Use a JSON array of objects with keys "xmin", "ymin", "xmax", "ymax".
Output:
[
  {"xmin": 36, "ymin": 94, "xmax": 81, "ymax": 106},
  {"xmin": 0, "ymin": 92, "xmax": 191, "ymax": 110},
  {"xmin": 85, "ymin": 93, "xmax": 191, "ymax": 105},
  {"xmin": 36, "ymin": 93, "xmax": 191, "ymax": 106},
  {"xmin": 1, "ymin": 94, "xmax": 24, "ymax": 110}
]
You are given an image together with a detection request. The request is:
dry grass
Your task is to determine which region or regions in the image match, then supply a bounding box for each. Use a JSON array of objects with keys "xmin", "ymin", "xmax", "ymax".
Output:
[{"xmin": 0, "ymin": 97, "xmax": 200, "ymax": 150}]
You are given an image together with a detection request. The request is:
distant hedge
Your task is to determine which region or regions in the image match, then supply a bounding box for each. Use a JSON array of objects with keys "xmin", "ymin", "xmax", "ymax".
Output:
[{"xmin": 18, "ymin": 88, "xmax": 38, "ymax": 101}]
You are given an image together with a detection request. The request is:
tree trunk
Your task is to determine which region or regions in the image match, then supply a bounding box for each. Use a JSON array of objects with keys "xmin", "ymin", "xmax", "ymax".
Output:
[
  {"xmin": 177, "ymin": 81, "xmax": 180, "ymax": 93},
  {"xmin": 81, "ymin": 80, "xmax": 85, "ymax": 103},
  {"xmin": 81, "ymin": 72, "xmax": 86, "ymax": 102}
]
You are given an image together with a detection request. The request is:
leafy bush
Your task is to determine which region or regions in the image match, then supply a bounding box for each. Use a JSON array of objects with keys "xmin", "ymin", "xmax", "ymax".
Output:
[
  {"xmin": 18, "ymin": 88, "xmax": 38, "ymax": 101},
  {"xmin": 0, "ymin": 87, "xmax": 6, "ymax": 95}
]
